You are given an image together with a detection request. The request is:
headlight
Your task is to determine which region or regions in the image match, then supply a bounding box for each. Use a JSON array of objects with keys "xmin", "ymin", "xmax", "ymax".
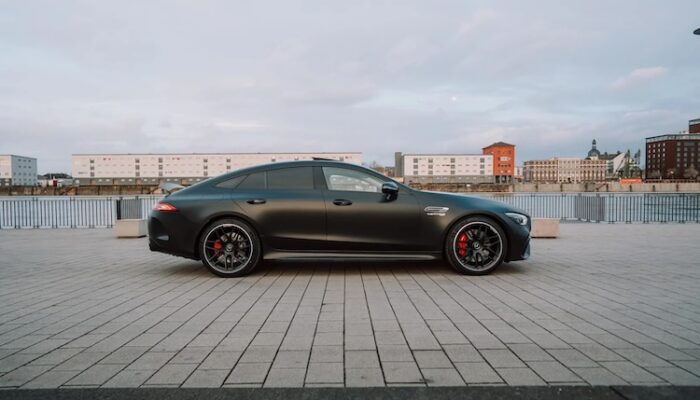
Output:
[{"xmin": 505, "ymin": 212, "xmax": 528, "ymax": 226}]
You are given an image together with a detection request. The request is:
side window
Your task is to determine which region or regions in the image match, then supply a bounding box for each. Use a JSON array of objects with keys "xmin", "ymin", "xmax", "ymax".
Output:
[
  {"xmin": 237, "ymin": 171, "xmax": 266, "ymax": 189},
  {"xmin": 322, "ymin": 167, "xmax": 383, "ymax": 193},
  {"xmin": 215, "ymin": 175, "xmax": 246, "ymax": 189},
  {"xmin": 267, "ymin": 167, "xmax": 314, "ymax": 190}
]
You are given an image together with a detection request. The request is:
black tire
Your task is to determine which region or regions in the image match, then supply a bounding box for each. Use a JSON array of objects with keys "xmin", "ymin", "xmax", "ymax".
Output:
[
  {"xmin": 445, "ymin": 216, "xmax": 507, "ymax": 275},
  {"xmin": 199, "ymin": 218, "xmax": 261, "ymax": 277}
]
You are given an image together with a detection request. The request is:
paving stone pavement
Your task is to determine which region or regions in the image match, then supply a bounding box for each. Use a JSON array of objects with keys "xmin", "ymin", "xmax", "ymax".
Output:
[{"xmin": 1, "ymin": 224, "xmax": 699, "ymax": 389}]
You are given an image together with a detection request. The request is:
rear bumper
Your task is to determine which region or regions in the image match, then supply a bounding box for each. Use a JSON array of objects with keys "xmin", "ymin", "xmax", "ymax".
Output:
[{"xmin": 148, "ymin": 212, "xmax": 199, "ymax": 260}]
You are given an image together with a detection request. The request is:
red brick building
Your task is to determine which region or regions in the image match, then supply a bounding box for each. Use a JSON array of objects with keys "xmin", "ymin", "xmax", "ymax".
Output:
[
  {"xmin": 691, "ymin": 118, "xmax": 700, "ymax": 134},
  {"xmin": 482, "ymin": 142, "xmax": 515, "ymax": 183},
  {"xmin": 645, "ymin": 119, "xmax": 700, "ymax": 180}
]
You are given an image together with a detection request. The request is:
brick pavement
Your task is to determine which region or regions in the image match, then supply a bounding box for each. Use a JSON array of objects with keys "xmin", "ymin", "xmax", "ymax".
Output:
[{"xmin": 0, "ymin": 224, "xmax": 699, "ymax": 388}]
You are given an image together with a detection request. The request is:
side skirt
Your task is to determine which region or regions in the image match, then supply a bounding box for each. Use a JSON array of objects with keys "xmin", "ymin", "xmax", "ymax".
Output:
[{"xmin": 263, "ymin": 251, "xmax": 442, "ymax": 262}]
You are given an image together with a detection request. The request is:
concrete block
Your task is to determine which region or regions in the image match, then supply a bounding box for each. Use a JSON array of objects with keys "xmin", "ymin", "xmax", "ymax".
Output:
[
  {"xmin": 115, "ymin": 219, "xmax": 147, "ymax": 238},
  {"xmin": 531, "ymin": 218, "xmax": 559, "ymax": 238}
]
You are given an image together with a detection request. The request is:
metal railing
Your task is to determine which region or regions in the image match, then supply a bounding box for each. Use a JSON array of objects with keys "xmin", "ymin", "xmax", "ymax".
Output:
[
  {"xmin": 0, "ymin": 196, "xmax": 161, "ymax": 229},
  {"xmin": 0, "ymin": 193, "xmax": 698, "ymax": 229},
  {"xmin": 475, "ymin": 193, "xmax": 700, "ymax": 223}
]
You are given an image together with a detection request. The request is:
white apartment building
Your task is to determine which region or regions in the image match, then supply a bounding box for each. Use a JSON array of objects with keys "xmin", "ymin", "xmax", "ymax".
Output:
[
  {"xmin": 72, "ymin": 152, "xmax": 362, "ymax": 185},
  {"xmin": 0, "ymin": 155, "xmax": 38, "ymax": 186},
  {"xmin": 523, "ymin": 158, "xmax": 607, "ymax": 183},
  {"xmin": 395, "ymin": 152, "xmax": 494, "ymax": 184}
]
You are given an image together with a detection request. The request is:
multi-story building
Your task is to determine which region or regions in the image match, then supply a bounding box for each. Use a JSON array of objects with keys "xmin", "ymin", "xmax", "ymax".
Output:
[
  {"xmin": 585, "ymin": 140, "xmax": 641, "ymax": 179},
  {"xmin": 482, "ymin": 142, "xmax": 515, "ymax": 183},
  {"xmin": 394, "ymin": 152, "xmax": 494, "ymax": 184},
  {"xmin": 523, "ymin": 158, "xmax": 607, "ymax": 183},
  {"xmin": 0, "ymin": 155, "xmax": 38, "ymax": 186},
  {"xmin": 690, "ymin": 118, "xmax": 700, "ymax": 134},
  {"xmin": 645, "ymin": 119, "xmax": 700, "ymax": 180},
  {"xmin": 72, "ymin": 152, "xmax": 362, "ymax": 185}
]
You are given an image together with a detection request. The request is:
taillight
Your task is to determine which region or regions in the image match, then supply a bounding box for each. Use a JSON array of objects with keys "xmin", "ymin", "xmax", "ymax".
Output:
[{"xmin": 153, "ymin": 202, "xmax": 178, "ymax": 212}]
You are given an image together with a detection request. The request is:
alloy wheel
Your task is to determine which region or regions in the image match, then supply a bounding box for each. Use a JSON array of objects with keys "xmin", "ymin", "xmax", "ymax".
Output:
[
  {"xmin": 202, "ymin": 223, "xmax": 253, "ymax": 274},
  {"xmin": 452, "ymin": 221, "xmax": 503, "ymax": 271}
]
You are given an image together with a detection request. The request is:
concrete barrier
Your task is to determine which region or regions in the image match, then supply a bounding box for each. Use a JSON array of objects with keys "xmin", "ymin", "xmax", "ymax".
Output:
[
  {"xmin": 115, "ymin": 219, "xmax": 147, "ymax": 238},
  {"xmin": 531, "ymin": 218, "xmax": 559, "ymax": 238}
]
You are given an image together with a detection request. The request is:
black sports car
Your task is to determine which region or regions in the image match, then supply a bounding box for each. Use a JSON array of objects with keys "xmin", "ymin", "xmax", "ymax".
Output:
[{"xmin": 149, "ymin": 160, "xmax": 530, "ymax": 277}]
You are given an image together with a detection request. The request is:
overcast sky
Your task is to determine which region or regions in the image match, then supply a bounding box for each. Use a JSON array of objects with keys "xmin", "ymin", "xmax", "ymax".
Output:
[{"xmin": 1, "ymin": 0, "xmax": 699, "ymax": 173}]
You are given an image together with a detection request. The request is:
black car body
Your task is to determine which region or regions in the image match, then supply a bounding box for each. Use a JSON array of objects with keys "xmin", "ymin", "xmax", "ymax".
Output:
[{"xmin": 149, "ymin": 160, "xmax": 530, "ymax": 276}]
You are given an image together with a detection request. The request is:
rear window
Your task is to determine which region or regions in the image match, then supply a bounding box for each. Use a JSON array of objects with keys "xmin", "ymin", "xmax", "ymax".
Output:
[
  {"xmin": 267, "ymin": 167, "xmax": 314, "ymax": 190},
  {"xmin": 215, "ymin": 175, "xmax": 246, "ymax": 189},
  {"xmin": 237, "ymin": 172, "xmax": 266, "ymax": 190},
  {"xmin": 220, "ymin": 167, "xmax": 315, "ymax": 190}
]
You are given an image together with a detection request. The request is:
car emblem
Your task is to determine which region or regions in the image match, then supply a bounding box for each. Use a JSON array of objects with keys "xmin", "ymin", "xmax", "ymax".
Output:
[{"xmin": 424, "ymin": 206, "xmax": 449, "ymax": 216}]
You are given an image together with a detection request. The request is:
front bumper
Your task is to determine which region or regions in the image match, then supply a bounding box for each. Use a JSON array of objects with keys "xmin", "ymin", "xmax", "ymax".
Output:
[{"xmin": 505, "ymin": 219, "xmax": 531, "ymax": 262}]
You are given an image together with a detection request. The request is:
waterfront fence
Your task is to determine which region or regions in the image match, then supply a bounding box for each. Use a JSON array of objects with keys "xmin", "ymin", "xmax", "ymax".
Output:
[{"xmin": 0, "ymin": 193, "xmax": 698, "ymax": 229}]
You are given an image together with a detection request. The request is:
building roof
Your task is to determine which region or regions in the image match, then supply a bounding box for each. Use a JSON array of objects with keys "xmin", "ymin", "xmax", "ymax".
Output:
[
  {"xmin": 71, "ymin": 152, "xmax": 362, "ymax": 156},
  {"xmin": 646, "ymin": 133, "xmax": 700, "ymax": 142},
  {"xmin": 0, "ymin": 154, "xmax": 37, "ymax": 159},
  {"xmin": 482, "ymin": 142, "xmax": 515, "ymax": 149},
  {"xmin": 598, "ymin": 152, "xmax": 621, "ymax": 161},
  {"xmin": 401, "ymin": 153, "xmax": 490, "ymax": 157}
]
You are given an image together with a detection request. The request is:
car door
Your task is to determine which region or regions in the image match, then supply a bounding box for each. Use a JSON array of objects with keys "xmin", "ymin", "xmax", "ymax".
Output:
[
  {"xmin": 232, "ymin": 166, "xmax": 326, "ymax": 251},
  {"xmin": 321, "ymin": 165, "xmax": 423, "ymax": 252}
]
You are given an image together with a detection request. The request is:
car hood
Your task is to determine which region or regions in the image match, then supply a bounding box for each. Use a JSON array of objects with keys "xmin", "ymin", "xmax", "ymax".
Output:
[{"xmin": 421, "ymin": 191, "xmax": 530, "ymax": 217}]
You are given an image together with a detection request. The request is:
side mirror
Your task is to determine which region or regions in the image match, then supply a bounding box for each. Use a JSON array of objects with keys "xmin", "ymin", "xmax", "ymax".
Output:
[{"xmin": 381, "ymin": 181, "xmax": 399, "ymax": 201}]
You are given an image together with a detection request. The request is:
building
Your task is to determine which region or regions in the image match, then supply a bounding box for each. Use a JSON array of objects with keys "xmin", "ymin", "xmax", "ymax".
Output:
[
  {"xmin": 585, "ymin": 140, "xmax": 641, "ymax": 179},
  {"xmin": 0, "ymin": 155, "xmax": 38, "ymax": 186},
  {"xmin": 482, "ymin": 142, "xmax": 515, "ymax": 183},
  {"xmin": 514, "ymin": 165, "xmax": 524, "ymax": 182},
  {"xmin": 690, "ymin": 118, "xmax": 700, "ymax": 134},
  {"xmin": 394, "ymin": 152, "xmax": 494, "ymax": 184},
  {"xmin": 523, "ymin": 158, "xmax": 607, "ymax": 183},
  {"xmin": 645, "ymin": 119, "xmax": 700, "ymax": 180},
  {"xmin": 72, "ymin": 152, "xmax": 362, "ymax": 185}
]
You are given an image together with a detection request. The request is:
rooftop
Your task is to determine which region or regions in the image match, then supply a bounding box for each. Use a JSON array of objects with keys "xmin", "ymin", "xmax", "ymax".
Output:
[
  {"xmin": 72, "ymin": 152, "xmax": 362, "ymax": 156},
  {"xmin": 483, "ymin": 141, "xmax": 515, "ymax": 148}
]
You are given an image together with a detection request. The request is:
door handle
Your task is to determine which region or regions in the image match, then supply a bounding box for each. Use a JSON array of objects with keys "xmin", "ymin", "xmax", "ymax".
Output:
[
  {"xmin": 246, "ymin": 199, "xmax": 266, "ymax": 205},
  {"xmin": 333, "ymin": 199, "xmax": 352, "ymax": 206}
]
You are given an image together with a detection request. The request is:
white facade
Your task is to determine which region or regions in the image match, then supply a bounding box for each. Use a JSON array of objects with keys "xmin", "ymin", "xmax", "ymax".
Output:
[
  {"xmin": 402, "ymin": 154, "xmax": 493, "ymax": 177},
  {"xmin": 395, "ymin": 153, "xmax": 494, "ymax": 184},
  {"xmin": 72, "ymin": 152, "xmax": 362, "ymax": 182},
  {"xmin": 0, "ymin": 155, "xmax": 38, "ymax": 186},
  {"xmin": 523, "ymin": 158, "xmax": 607, "ymax": 183}
]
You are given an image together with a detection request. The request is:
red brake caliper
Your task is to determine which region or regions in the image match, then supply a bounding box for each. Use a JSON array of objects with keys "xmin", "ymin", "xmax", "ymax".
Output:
[
  {"xmin": 213, "ymin": 240, "xmax": 222, "ymax": 256},
  {"xmin": 457, "ymin": 232, "xmax": 468, "ymax": 257}
]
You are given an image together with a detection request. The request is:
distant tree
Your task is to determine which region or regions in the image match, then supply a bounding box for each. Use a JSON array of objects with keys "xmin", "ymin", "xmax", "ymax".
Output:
[
  {"xmin": 667, "ymin": 168, "xmax": 677, "ymax": 180},
  {"xmin": 630, "ymin": 166, "xmax": 642, "ymax": 178},
  {"xmin": 647, "ymin": 170, "xmax": 661, "ymax": 180},
  {"xmin": 368, "ymin": 161, "xmax": 386, "ymax": 174},
  {"xmin": 684, "ymin": 165, "xmax": 699, "ymax": 180}
]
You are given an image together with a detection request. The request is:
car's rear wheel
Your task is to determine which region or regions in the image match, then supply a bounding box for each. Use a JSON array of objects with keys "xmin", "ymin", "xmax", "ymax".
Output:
[
  {"xmin": 445, "ymin": 216, "xmax": 507, "ymax": 275},
  {"xmin": 199, "ymin": 218, "xmax": 261, "ymax": 277}
]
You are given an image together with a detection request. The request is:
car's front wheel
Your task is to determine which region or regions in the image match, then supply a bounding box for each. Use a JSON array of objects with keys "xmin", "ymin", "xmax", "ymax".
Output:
[
  {"xmin": 445, "ymin": 216, "xmax": 507, "ymax": 275},
  {"xmin": 199, "ymin": 218, "xmax": 261, "ymax": 277}
]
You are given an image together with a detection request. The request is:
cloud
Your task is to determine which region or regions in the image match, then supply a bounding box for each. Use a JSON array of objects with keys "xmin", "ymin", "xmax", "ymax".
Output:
[
  {"xmin": 212, "ymin": 121, "xmax": 265, "ymax": 130},
  {"xmin": 611, "ymin": 67, "xmax": 668, "ymax": 90},
  {"xmin": 1, "ymin": 1, "xmax": 699, "ymax": 173},
  {"xmin": 455, "ymin": 8, "xmax": 498, "ymax": 38}
]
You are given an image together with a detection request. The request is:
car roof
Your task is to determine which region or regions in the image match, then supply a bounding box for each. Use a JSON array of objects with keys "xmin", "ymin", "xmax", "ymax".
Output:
[
  {"xmin": 207, "ymin": 160, "xmax": 362, "ymax": 182},
  {"xmin": 195, "ymin": 159, "xmax": 413, "ymax": 192}
]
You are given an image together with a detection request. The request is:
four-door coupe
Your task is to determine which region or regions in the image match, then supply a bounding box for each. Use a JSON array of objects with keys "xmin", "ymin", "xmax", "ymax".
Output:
[{"xmin": 148, "ymin": 160, "xmax": 531, "ymax": 277}]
